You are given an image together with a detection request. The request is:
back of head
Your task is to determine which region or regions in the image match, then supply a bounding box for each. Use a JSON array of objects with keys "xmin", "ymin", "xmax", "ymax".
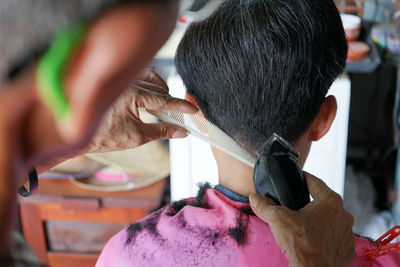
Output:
[{"xmin": 175, "ymin": 0, "xmax": 347, "ymax": 152}]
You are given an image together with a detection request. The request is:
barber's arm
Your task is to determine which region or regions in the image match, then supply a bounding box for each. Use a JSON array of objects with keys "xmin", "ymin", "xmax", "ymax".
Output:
[
  {"xmin": 0, "ymin": 0, "xmax": 182, "ymax": 253},
  {"xmin": 35, "ymin": 69, "xmax": 196, "ymax": 173},
  {"xmin": 0, "ymin": 66, "xmax": 194, "ymax": 254},
  {"xmin": 249, "ymin": 173, "xmax": 357, "ymax": 267},
  {"xmin": 87, "ymin": 69, "xmax": 195, "ymax": 153}
]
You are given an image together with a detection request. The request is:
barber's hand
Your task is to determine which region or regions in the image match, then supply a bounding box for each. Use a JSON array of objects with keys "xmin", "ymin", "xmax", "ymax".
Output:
[
  {"xmin": 249, "ymin": 173, "xmax": 356, "ymax": 267},
  {"xmin": 87, "ymin": 69, "xmax": 197, "ymax": 153}
]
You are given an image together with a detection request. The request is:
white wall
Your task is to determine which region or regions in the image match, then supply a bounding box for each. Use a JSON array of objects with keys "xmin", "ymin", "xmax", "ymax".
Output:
[{"xmin": 303, "ymin": 75, "xmax": 351, "ymax": 196}]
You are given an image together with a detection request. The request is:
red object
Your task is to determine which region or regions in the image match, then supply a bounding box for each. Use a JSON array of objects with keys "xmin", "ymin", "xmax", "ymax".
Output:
[
  {"xmin": 178, "ymin": 15, "xmax": 187, "ymax": 24},
  {"xmin": 348, "ymin": 41, "xmax": 370, "ymax": 60},
  {"xmin": 364, "ymin": 226, "xmax": 400, "ymax": 259}
]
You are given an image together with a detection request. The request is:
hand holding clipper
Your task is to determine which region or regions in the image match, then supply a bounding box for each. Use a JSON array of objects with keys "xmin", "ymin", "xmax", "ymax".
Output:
[{"xmin": 253, "ymin": 133, "xmax": 310, "ymax": 210}]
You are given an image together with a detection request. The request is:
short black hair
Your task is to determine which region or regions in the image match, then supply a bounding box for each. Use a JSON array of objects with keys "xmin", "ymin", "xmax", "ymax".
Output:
[{"xmin": 175, "ymin": 0, "xmax": 347, "ymax": 152}]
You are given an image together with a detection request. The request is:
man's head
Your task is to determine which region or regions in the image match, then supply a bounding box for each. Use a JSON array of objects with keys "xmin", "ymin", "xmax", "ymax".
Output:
[{"xmin": 175, "ymin": 0, "xmax": 347, "ymax": 154}]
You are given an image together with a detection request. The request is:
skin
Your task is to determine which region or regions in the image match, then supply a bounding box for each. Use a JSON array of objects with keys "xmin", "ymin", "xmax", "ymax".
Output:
[
  {"xmin": 87, "ymin": 69, "xmax": 195, "ymax": 154},
  {"xmin": 30, "ymin": 1, "xmax": 182, "ymax": 165},
  {"xmin": 0, "ymin": 0, "xmax": 200, "ymax": 253},
  {"xmin": 61, "ymin": 2, "xmax": 180, "ymax": 142},
  {"xmin": 0, "ymin": 68, "xmax": 197, "ymax": 252},
  {"xmin": 250, "ymin": 173, "xmax": 356, "ymax": 267},
  {"xmin": 187, "ymin": 92, "xmax": 357, "ymax": 266}
]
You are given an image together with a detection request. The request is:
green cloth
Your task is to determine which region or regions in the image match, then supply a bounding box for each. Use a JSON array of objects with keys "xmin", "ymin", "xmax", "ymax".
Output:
[{"xmin": 36, "ymin": 23, "xmax": 87, "ymax": 121}]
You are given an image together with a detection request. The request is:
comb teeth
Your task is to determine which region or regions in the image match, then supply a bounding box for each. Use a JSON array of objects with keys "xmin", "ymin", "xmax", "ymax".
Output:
[{"xmin": 145, "ymin": 109, "xmax": 256, "ymax": 167}]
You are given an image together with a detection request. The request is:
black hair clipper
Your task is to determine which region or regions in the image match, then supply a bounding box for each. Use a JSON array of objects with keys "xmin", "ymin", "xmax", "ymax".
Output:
[{"xmin": 253, "ymin": 133, "xmax": 310, "ymax": 210}]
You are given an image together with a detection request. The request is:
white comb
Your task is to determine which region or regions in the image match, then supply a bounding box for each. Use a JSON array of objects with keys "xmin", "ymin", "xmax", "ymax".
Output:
[{"xmin": 144, "ymin": 109, "xmax": 256, "ymax": 167}]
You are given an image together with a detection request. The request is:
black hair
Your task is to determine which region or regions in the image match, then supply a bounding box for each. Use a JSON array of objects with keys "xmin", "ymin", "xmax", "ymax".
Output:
[{"xmin": 175, "ymin": 0, "xmax": 347, "ymax": 151}]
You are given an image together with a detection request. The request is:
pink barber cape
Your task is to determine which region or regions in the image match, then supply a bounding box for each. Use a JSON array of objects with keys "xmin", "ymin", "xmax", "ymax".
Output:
[{"xmin": 96, "ymin": 184, "xmax": 400, "ymax": 266}]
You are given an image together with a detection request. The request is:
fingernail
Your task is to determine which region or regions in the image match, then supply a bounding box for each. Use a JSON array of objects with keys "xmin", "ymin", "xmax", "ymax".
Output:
[
  {"xmin": 172, "ymin": 128, "xmax": 188, "ymax": 138},
  {"xmin": 249, "ymin": 194, "xmax": 263, "ymax": 208}
]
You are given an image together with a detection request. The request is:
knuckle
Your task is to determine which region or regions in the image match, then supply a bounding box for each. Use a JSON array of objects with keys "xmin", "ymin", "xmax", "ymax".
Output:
[
  {"xmin": 156, "ymin": 95, "xmax": 169, "ymax": 109},
  {"xmin": 137, "ymin": 135, "xmax": 146, "ymax": 145},
  {"xmin": 329, "ymin": 192, "xmax": 344, "ymax": 206},
  {"xmin": 165, "ymin": 97, "xmax": 179, "ymax": 109},
  {"xmin": 266, "ymin": 206, "xmax": 281, "ymax": 220},
  {"xmin": 307, "ymin": 175, "xmax": 327, "ymax": 194},
  {"xmin": 134, "ymin": 95, "xmax": 145, "ymax": 108},
  {"xmin": 160, "ymin": 125, "xmax": 172, "ymax": 139},
  {"xmin": 346, "ymin": 212, "xmax": 355, "ymax": 226},
  {"xmin": 308, "ymin": 175, "xmax": 323, "ymax": 187},
  {"xmin": 135, "ymin": 130, "xmax": 147, "ymax": 145}
]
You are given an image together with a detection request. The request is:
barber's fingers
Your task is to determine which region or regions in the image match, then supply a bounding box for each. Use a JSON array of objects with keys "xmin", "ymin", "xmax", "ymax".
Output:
[
  {"xmin": 138, "ymin": 122, "xmax": 188, "ymax": 144},
  {"xmin": 304, "ymin": 172, "xmax": 336, "ymax": 200},
  {"xmin": 135, "ymin": 80, "xmax": 168, "ymax": 95},
  {"xmin": 134, "ymin": 89, "xmax": 198, "ymax": 114},
  {"xmin": 136, "ymin": 69, "xmax": 169, "ymax": 93},
  {"xmin": 249, "ymin": 193, "xmax": 283, "ymax": 223}
]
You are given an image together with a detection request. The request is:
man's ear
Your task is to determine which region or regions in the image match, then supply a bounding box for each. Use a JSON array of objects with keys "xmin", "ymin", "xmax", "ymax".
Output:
[
  {"xmin": 308, "ymin": 95, "xmax": 337, "ymax": 141},
  {"xmin": 185, "ymin": 92, "xmax": 205, "ymax": 117}
]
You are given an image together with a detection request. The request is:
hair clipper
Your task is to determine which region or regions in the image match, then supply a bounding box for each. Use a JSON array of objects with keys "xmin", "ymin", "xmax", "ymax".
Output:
[{"xmin": 253, "ymin": 133, "xmax": 310, "ymax": 210}]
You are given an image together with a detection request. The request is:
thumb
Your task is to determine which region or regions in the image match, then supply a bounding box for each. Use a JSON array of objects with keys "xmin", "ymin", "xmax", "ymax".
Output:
[
  {"xmin": 137, "ymin": 90, "xmax": 198, "ymax": 114},
  {"xmin": 249, "ymin": 193, "xmax": 279, "ymax": 223},
  {"xmin": 139, "ymin": 122, "xmax": 188, "ymax": 144},
  {"xmin": 304, "ymin": 172, "xmax": 333, "ymax": 200}
]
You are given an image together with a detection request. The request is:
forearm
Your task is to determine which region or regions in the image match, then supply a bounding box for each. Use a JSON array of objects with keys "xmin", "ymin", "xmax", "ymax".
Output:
[
  {"xmin": 34, "ymin": 149, "xmax": 88, "ymax": 174},
  {"xmin": 0, "ymin": 89, "xmax": 26, "ymax": 253},
  {"xmin": 0, "ymin": 120, "xmax": 16, "ymax": 254},
  {"xmin": 26, "ymin": 102, "xmax": 90, "ymax": 174},
  {"xmin": 11, "ymin": 69, "xmax": 92, "ymax": 174}
]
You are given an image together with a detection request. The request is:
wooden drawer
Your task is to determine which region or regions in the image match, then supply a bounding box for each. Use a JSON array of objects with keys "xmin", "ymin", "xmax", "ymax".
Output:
[{"xmin": 46, "ymin": 221, "xmax": 126, "ymax": 253}]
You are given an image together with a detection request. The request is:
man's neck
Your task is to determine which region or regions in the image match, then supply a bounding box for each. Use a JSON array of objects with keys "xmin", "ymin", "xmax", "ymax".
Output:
[
  {"xmin": 213, "ymin": 140, "xmax": 308, "ymax": 197},
  {"xmin": 213, "ymin": 149, "xmax": 256, "ymax": 197}
]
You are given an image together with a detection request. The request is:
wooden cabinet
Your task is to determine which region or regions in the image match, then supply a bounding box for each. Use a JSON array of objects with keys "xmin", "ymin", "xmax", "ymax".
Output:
[{"xmin": 19, "ymin": 178, "xmax": 167, "ymax": 267}]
